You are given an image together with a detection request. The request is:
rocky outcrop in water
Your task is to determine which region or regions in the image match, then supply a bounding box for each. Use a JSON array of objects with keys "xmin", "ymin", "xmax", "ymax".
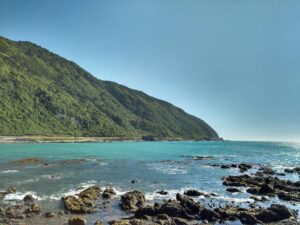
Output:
[
  {"xmin": 121, "ymin": 191, "xmax": 146, "ymax": 211},
  {"xmin": 63, "ymin": 186, "xmax": 101, "ymax": 213},
  {"xmin": 223, "ymin": 172, "xmax": 300, "ymax": 202}
]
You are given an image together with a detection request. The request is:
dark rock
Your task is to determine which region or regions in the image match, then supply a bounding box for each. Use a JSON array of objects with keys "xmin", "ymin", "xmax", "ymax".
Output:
[
  {"xmin": 200, "ymin": 208, "xmax": 221, "ymax": 221},
  {"xmin": 238, "ymin": 163, "xmax": 252, "ymax": 172},
  {"xmin": 157, "ymin": 200, "xmax": 184, "ymax": 218},
  {"xmin": 221, "ymin": 165, "xmax": 231, "ymax": 169},
  {"xmin": 255, "ymin": 204, "xmax": 297, "ymax": 223},
  {"xmin": 121, "ymin": 190, "xmax": 146, "ymax": 211},
  {"xmin": 45, "ymin": 211, "xmax": 55, "ymax": 218},
  {"xmin": 246, "ymin": 187, "xmax": 259, "ymax": 195},
  {"xmin": 135, "ymin": 205, "xmax": 156, "ymax": 217},
  {"xmin": 226, "ymin": 188, "xmax": 241, "ymax": 193},
  {"xmin": 184, "ymin": 189, "xmax": 204, "ymax": 197},
  {"xmin": 69, "ymin": 216, "xmax": 86, "ymax": 225},
  {"xmin": 157, "ymin": 190, "xmax": 168, "ymax": 195},
  {"xmin": 102, "ymin": 188, "xmax": 116, "ymax": 199},
  {"xmin": 131, "ymin": 179, "xmax": 138, "ymax": 184},
  {"xmin": 259, "ymin": 184, "xmax": 275, "ymax": 195},
  {"xmin": 23, "ymin": 194, "xmax": 35, "ymax": 203},
  {"xmin": 172, "ymin": 218, "xmax": 189, "ymax": 225},
  {"xmin": 238, "ymin": 212, "xmax": 258, "ymax": 225},
  {"xmin": 277, "ymin": 191, "xmax": 300, "ymax": 202}
]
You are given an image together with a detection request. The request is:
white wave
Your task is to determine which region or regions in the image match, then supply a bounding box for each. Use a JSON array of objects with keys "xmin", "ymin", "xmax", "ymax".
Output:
[
  {"xmin": 145, "ymin": 187, "xmax": 211, "ymax": 201},
  {"xmin": 49, "ymin": 180, "xmax": 98, "ymax": 200},
  {"xmin": 3, "ymin": 191, "xmax": 47, "ymax": 201},
  {"xmin": 147, "ymin": 162, "xmax": 188, "ymax": 175},
  {"xmin": 40, "ymin": 174, "xmax": 61, "ymax": 180},
  {"xmin": 1, "ymin": 170, "xmax": 19, "ymax": 174},
  {"xmin": 13, "ymin": 178, "xmax": 40, "ymax": 185},
  {"xmin": 212, "ymin": 195, "xmax": 255, "ymax": 203}
]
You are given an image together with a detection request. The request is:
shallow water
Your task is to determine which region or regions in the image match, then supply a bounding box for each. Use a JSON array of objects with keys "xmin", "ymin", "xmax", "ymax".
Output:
[{"xmin": 0, "ymin": 141, "xmax": 299, "ymax": 222}]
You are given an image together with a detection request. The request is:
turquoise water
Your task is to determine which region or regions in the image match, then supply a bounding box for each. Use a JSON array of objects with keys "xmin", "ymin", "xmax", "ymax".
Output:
[{"xmin": 0, "ymin": 141, "xmax": 299, "ymax": 216}]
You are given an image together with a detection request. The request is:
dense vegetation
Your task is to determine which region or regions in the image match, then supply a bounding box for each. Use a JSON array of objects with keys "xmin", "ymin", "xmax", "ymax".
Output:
[{"xmin": 0, "ymin": 36, "xmax": 218, "ymax": 139}]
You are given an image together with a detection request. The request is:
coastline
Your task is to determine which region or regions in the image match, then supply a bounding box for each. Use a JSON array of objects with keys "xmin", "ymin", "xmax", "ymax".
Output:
[{"xmin": 0, "ymin": 136, "xmax": 223, "ymax": 144}]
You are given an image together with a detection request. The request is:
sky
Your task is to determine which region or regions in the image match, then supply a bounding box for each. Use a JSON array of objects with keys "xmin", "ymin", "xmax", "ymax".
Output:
[{"xmin": 1, "ymin": 0, "xmax": 299, "ymax": 142}]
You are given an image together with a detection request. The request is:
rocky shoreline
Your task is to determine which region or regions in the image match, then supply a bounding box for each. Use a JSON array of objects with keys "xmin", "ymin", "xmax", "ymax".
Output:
[
  {"xmin": 0, "ymin": 136, "xmax": 223, "ymax": 144},
  {"xmin": 1, "ymin": 162, "xmax": 299, "ymax": 225}
]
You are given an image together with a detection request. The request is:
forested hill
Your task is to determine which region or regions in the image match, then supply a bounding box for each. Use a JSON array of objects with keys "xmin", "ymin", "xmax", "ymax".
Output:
[{"xmin": 0, "ymin": 36, "xmax": 219, "ymax": 140}]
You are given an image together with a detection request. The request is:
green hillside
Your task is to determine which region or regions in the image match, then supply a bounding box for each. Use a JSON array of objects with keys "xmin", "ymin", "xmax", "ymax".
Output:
[{"xmin": 0, "ymin": 36, "xmax": 218, "ymax": 139}]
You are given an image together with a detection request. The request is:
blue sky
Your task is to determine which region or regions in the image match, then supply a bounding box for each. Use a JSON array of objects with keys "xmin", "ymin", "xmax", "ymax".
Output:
[{"xmin": 1, "ymin": 0, "xmax": 299, "ymax": 142}]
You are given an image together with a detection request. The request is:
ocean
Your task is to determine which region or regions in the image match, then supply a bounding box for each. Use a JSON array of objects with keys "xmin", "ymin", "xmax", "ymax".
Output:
[{"xmin": 0, "ymin": 141, "xmax": 299, "ymax": 223}]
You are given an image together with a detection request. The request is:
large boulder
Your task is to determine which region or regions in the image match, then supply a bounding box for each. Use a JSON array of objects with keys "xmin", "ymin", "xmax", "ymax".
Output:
[
  {"xmin": 121, "ymin": 191, "xmax": 145, "ymax": 211},
  {"xmin": 63, "ymin": 186, "xmax": 101, "ymax": 213},
  {"xmin": 256, "ymin": 204, "xmax": 297, "ymax": 223}
]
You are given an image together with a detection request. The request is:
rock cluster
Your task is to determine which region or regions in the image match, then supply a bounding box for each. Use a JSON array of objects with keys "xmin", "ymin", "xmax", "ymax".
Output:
[
  {"xmin": 114, "ymin": 191, "xmax": 298, "ymax": 225},
  {"xmin": 223, "ymin": 172, "xmax": 300, "ymax": 202},
  {"xmin": 1, "ymin": 191, "xmax": 42, "ymax": 221}
]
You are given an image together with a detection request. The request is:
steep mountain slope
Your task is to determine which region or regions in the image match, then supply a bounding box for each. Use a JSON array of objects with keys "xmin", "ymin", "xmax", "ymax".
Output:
[{"xmin": 0, "ymin": 36, "xmax": 218, "ymax": 139}]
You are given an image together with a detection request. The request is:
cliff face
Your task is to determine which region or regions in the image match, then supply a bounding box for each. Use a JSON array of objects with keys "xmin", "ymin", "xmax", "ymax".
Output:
[{"xmin": 0, "ymin": 36, "xmax": 218, "ymax": 139}]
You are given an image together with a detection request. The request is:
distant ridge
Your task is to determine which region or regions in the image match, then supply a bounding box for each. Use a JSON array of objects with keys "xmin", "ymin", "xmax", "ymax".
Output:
[{"xmin": 0, "ymin": 36, "xmax": 219, "ymax": 140}]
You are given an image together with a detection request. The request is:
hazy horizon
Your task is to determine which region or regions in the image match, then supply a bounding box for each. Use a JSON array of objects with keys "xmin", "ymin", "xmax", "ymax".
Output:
[{"xmin": 1, "ymin": 0, "xmax": 299, "ymax": 142}]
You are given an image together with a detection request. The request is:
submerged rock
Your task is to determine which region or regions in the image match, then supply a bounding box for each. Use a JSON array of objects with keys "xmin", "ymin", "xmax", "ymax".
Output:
[
  {"xmin": 156, "ymin": 190, "xmax": 168, "ymax": 195},
  {"xmin": 121, "ymin": 191, "xmax": 146, "ymax": 211},
  {"xmin": 11, "ymin": 158, "xmax": 47, "ymax": 165}
]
